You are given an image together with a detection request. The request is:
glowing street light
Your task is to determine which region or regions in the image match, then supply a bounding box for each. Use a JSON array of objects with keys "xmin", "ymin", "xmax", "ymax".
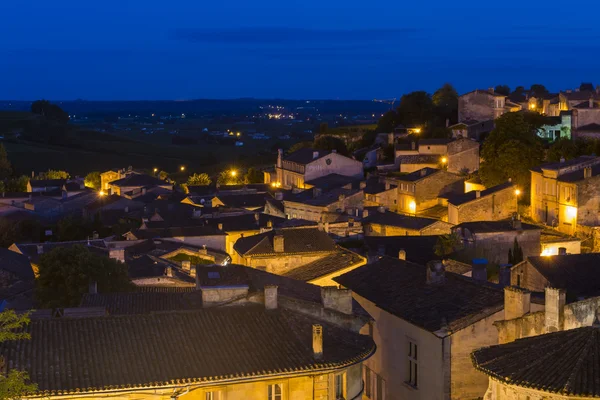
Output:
[
  {"xmin": 230, "ymin": 170, "xmax": 237, "ymax": 177},
  {"xmin": 409, "ymin": 200, "xmax": 416, "ymax": 214},
  {"xmin": 441, "ymin": 157, "xmax": 447, "ymax": 164},
  {"xmin": 99, "ymin": 190, "xmax": 106, "ymax": 197},
  {"xmin": 153, "ymin": 167, "xmax": 158, "ymax": 173},
  {"xmin": 515, "ymin": 189, "xmax": 521, "ymax": 196},
  {"xmin": 414, "ymin": 128, "xmax": 421, "ymax": 134},
  {"xmin": 180, "ymin": 166, "xmax": 185, "ymax": 172}
]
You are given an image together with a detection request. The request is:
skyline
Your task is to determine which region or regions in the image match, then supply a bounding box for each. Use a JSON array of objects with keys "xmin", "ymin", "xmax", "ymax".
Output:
[{"xmin": 3, "ymin": 0, "xmax": 600, "ymax": 100}]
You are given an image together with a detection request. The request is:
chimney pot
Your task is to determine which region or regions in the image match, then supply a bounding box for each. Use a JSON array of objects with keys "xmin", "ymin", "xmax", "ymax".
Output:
[
  {"xmin": 362, "ymin": 209, "xmax": 369, "ymax": 218},
  {"xmin": 471, "ymin": 259, "xmax": 488, "ymax": 282},
  {"xmin": 584, "ymin": 167, "xmax": 592, "ymax": 179},
  {"xmin": 218, "ymin": 223, "xmax": 223, "ymax": 231},
  {"xmin": 544, "ymin": 287, "xmax": 566, "ymax": 333},
  {"xmin": 475, "ymin": 190, "xmax": 481, "ymax": 198},
  {"xmin": 589, "ymin": 98, "xmax": 594, "ymax": 108},
  {"xmin": 420, "ymin": 169, "xmax": 427, "ymax": 177},
  {"xmin": 182, "ymin": 260, "xmax": 191, "ymax": 271},
  {"xmin": 36, "ymin": 244, "xmax": 44, "ymax": 255},
  {"xmin": 166, "ymin": 266, "xmax": 173, "ymax": 277},
  {"xmin": 313, "ymin": 151, "xmax": 319, "ymax": 159},
  {"xmin": 266, "ymin": 220, "xmax": 273, "ymax": 228},
  {"xmin": 411, "ymin": 141, "xmax": 416, "ymax": 150},
  {"xmin": 274, "ymin": 192, "xmax": 283, "ymax": 201},
  {"xmin": 190, "ymin": 265, "xmax": 197, "ymax": 278},
  {"xmin": 273, "ymin": 233, "xmax": 284, "ymax": 253},
  {"xmin": 264, "ymin": 285, "xmax": 278, "ymax": 310},
  {"xmin": 558, "ymin": 247, "xmax": 567, "ymax": 255},
  {"xmin": 312, "ymin": 324, "xmax": 323, "ymax": 359},
  {"xmin": 359, "ymin": 181, "xmax": 366, "ymax": 189},
  {"xmin": 398, "ymin": 249, "xmax": 406, "ymax": 260},
  {"xmin": 426, "ymin": 260, "xmax": 445, "ymax": 285},
  {"xmin": 377, "ymin": 206, "xmax": 385, "ymax": 214},
  {"xmin": 504, "ymin": 286, "xmax": 531, "ymax": 320}
]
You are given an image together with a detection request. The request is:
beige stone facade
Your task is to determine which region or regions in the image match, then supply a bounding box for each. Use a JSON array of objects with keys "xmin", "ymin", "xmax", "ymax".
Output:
[
  {"xmin": 448, "ymin": 185, "xmax": 518, "ymax": 225},
  {"xmin": 397, "ymin": 170, "xmax": 464, "ymax": 215}
]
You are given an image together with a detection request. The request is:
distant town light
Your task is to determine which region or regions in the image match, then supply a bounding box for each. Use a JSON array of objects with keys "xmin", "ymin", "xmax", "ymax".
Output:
[
  {"xmin": 236, "ymin": 132, "xmax": 241, "ymax": 137},
  {"xmin": 414, "ymin": 128, "xmax": 421, "ymax": 134},
  {"xmin": 530, "ymin": 103, "xmax": 536, "ymax": 110},
  {"xmin": 153, "ymin": 168, "xmax": 158, "ymax": 173}
]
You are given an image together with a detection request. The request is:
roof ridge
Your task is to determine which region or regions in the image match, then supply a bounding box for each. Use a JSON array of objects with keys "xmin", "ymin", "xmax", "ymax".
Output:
[{"xmin": 562, "ymin": 327, "xmax": 598, "ymax": 394}]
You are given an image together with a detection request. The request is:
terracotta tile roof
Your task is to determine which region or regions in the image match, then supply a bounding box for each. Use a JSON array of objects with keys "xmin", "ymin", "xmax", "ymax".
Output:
[
  {"xmin": 282, "ymin": 250, "xmax": 364, "ymax": 282},
  {"xmin": 283, "ymin": 148, "xmax": 329, "ymax": 165},
  {"xmin": 334, "ymin": 257, "xmax": 504, "ymax": 333},
  {"xmin": 0, "ymin": 249, "xmax": 34, "ymax": 281},
  {"xmin": 234, "ymin": 228, "xmax": 337, "ymax": 256},
  {"xmin": 305, "ymin": 173, "xmax": 361, "ymax": 190},
  {"xmin": 395, "ymin": 167, "xmax": 440, "ymax": 182},
  {"xmin": 109, "ymin": 173, "xmax": 169, "ymax": 188},
  {"xmin": 0, "ymin": 305, "xmax": 375, "ymax": 396},
  {"xmin": 526, "ymin": 254, "xmax": 600, "ymax": 299},
  {"xmin": 531, "ymin": 156, "xmax": 598, "ymax": 173},
  {"xmin": 28, "ymin": 179, "xmax": 65, "ymax": 188},
  {"xmin": 472, "ymin": 326, "xmax": 600, "ymax": 397},
  {"xmin": 365, "ymin": 210, "xmax": 442, "ymax": 230}
]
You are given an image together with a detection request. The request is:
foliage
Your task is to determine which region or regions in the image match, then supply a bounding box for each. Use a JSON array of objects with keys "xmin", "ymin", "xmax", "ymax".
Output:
[
  {"xmin": 0, "ymin": 144, "xmax": 12, "ymax": 180},
  {"xmin": 217, "ymin": 170, "xmax": 242, "ymax": 186},
  {"xmin": 0, "ymin": 310, "xmax": 37, "ymax": 399},
  {"xmin": 432, "ymin": 83, "xmax": 458, "ymax": 126},
  {"xmin": 0, "ymin": 218, "xmax": 43, "ymax": 247},
  {"xmin": 313, "ymin": 135, "xmax": 348, "ymax": 155},
  {"xmin": 508, "ymin": 238, "xmax": 524, "ymax": 265},
  {"xmin": 36, "ymin": 245, "xmax": 133, "ymax": 308},
  {"xmin": 382, "ymin": 144, "xmax": 395, "ymax": 163},
  {"xmin": 529, "ymin": 84, "xmax": 549, "ymax": 97},
  {"xmin": 397, "ymin": 91, "xmax": 433, "ymax": 128},
  {"xmin": 84, "ymin": 171, "xmax": 101, "ymax": 190},
  {"xmin": 288, "ymin": 141, "xmax": 312, "ymax": 153},
  {"xmin": 4, "ymin": 176, "xmax": 29, "ymax": 193},
  {"xmin": 425, "ymin": 126, "xmax": 451, "ymax": 139},
  {"xmin": 375, "ymin": 110, "xmax": 398, "ymax": 133},
  {"xmin": 357, "ymin": 129, "xmax": 378, "ymax": 149},
  {"xmin": 30, "ymin": 100, "xmax": 69, "ymax": 124},
  {"xmin": 36, "ymin": 170, "xmax": 69, "ymax": 180},
  {"xmin": 168, "ymin": 253, "xmax": 213, "ymax": 265},
  {"xmin": 56, "ymin": 216, "xmax": 100, "ymax": 242},
  {"xmin": 580, "ymin": 82, "xmax": 594, "ymax": 92},
  {"xmin": 186, "ymin": 173, "xmax": 212, "ymax": 186},
  {"xmin": 319, "ymin": 122, "xmax": 328, "ymax": 134},
  {"xmin": 158, "ymin": 170, "xmax": 169, "ymax": 181},
  {"xmin": 494, "ymin": 85, "xmax": 511, "ymax": 96},
  {"xmin": 479, "ymin": 112, "xmax": 544, "ymax": 190},
  {"xmin": 433, "ymin": 232, "xmax": 463, "ymax": 257},
  {"xmin": 512, "ymin": 86, "xmax": 526, "ymax": 95},
  {"xmin": 244, "ymin": 167, "xmax": 263, "ymax": 184}
]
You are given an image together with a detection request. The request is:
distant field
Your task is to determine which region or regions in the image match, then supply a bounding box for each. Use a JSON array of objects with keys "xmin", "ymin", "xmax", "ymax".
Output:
[{"xmin": 325, "ymin": 124, "xmax": 377, "ymax": 137}]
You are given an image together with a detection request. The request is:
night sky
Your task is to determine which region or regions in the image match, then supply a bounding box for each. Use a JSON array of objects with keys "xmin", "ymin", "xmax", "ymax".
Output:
[{"xmin": 2, "ymin": 0, "xmax": 599, "ymax": 100}]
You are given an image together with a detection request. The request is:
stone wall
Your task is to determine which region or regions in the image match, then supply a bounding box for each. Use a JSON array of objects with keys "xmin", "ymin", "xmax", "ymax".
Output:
[
  {"xmin": 415, "ymin": 172, "xmax": 464, "ymax": 210},
  {"xmin": 458, "ymin": 91, "xmax": 497, "ymax": 122},
  {"xmin": 576, "ymin": 174, "xmax": 600, "ymax": 227},
  {"xmin": 304, "ymin": 152, "xmax": 364, "ymax": 182},
  {"xmin": 510, "ymin": 260, "xmax": 549, "ymax": 290},
  {"xmin": 461, "ymin": 230, "xmax": 541, "ymax": 265},
  {"xmin": 244, "ymin": 253, "xmax": 328, "ymax": 275},
  {"xmin": 450, "ymin": 186, "xmax": 517, "ymax": 225},
  {"xmin": 447, "ymin": 140, "xmax": 480, "ymax": 174}
]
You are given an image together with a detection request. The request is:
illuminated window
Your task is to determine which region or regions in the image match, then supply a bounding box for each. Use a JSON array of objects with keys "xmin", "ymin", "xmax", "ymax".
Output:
[
  {"xmin": 406, "ymin": 340, "xmax": 418, "ymax": 387},
  {"xmin": 205, "ymin": 391, "xmax": 222, "ymax": 400},
  {"xmin": 268, "ymin": 383, "xmax": 282, "ymax": 400}
]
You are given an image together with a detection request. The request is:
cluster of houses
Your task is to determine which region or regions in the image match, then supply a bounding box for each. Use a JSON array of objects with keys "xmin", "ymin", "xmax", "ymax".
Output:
[{"xmin": 1, "ymin": 91, "xmax": 600, "ymax": 398}]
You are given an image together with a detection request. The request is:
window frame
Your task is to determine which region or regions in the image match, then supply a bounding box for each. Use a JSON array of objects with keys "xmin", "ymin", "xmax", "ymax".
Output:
[
  {"xmin": 406, "ymin": 338, "xmax": 419, "ymax": 388},
  {"xmin": 268, "ymin": 382, "xmax": 283, "ymax": 400}
]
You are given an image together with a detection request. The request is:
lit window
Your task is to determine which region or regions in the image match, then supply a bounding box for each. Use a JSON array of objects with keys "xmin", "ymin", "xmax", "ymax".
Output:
[
  {"xmin": 407, "ymin": 340, "xmax": 418, "ymax": 387},
  {"xmin": 268, "ymin": 383, "xmax": 282, "ymax": 400},
  {"xmin": 205, "ymin": 391, "xmax": 222, "ymax": 400},
  {"xmin": 334, "ymin": 374, "xmax": 344, "ymax": 399}
]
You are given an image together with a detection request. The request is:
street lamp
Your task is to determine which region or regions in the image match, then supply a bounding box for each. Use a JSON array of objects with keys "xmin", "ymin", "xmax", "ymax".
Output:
[
  {"xmin": 180, "ymin": 166, "xmax": 185, "ymax": 172},
  {"xmin": 99, "ymin": 190, "xmax": 106, "ymax": 197},
  {"xmin": 230, "ymin": 170, "xmax": 237, "ymax": 177},
  {"xmin": 515, "ymin": 189, "xmax": 521, "ymax": 196},
  {"xmin": 153, "ymin": 167, "xmax": 158, "ymax": 173},
  {"xmin": 441, "ymin": 157, "xmax": 447, "ymax": 164}
]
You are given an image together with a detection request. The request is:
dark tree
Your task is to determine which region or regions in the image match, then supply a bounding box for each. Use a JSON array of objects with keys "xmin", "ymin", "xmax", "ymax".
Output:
[
  {"xmin": 397, "ymin": 91, "xmax": 433, "ymax": 127},
  {"xmin": 508, "ymin": 238, "xmax": 523, "ymax": 264},
  {"xmin": 36, "ymin": 245, "xmax": 132, "ymax": 308},
  {"xmin": 494, "ymin": 85, "xmax": 511, "ymax": 96},
  {"xmin": 0, "ymin": 144, "xmax": 12, "ymax": 180},
  {"xmin": 376, "ymin": 110, "xmax": 399, "ymax": 133},
  {"xmin": 529, "ymin": 84, "xmax": 549, "ymax": 97},
  {"xmin": 319, "ymin": 122, "xmax": 329, "ymax": 134},
  {"xmin": 244, "ymin": 167, "xmax": 263, "ymax": 184},
  {"xmin": 512, "ymin": 86, "xmax": 526, "ymax": 95},
  {"xmin": 84, "ymin": 171, "xmax": 101, "ymax": 190},
  {"xmin": 313, "ymin": 136, "xmax": 348, "ymax": 155},
  {"xmin": 30, "ymin": 100, "xmax": 69, "ymax": 123},
  {"xmin": 432, "ymin": 83, "xmax": 458, "ymax": 126},
  {"xmin": 580, "ymin": 82, "xmax": 594, "ymax": 92}
]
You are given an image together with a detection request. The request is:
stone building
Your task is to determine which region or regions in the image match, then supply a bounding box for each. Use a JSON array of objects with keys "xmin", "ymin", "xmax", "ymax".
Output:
[
  {"xmin": 447, "ymin": 182, "xmax": 518, "ymax": 225},
  {"xmin": 364, "ymin": 207, "xmax": 452, "ymax": 236},
  {"xmin": 106, "ymin": 173, "xmax": 171, "ymax": 197},
  {"xmin": 282, "ymin": 186, "xmax": 364, "ymax": 222},
  {"xmin": 335, "ymin": 256, "xmax": 513, "ymax": 400},
  {"xmin": 458, "ymin": 89, "xmax": 521, "ymax": 123},
  {"xmin": 396, "ymin": 168, "xmax": 464, "ymax": 216},
  {"xmin": 0, "ymin": 265, "xmax": 375, "ymax": 400},
  {"xmin": 233, "ymin": 227, "xmax": 364, "ymax": 280},
  {"xmin": 511, "ymin": 253, "xmax": 600, "ymax": 300},
  {"xmin": 452, "ymin": 220, "xmax": 542, "ymax": 265},
  {"xmin": 395, "ymin": 137, "xmax": 480, "ymax": 174},
  {"xmin": 26, "ymin": 179, "xmax": 66, "ymax": 193},
  {"xmin": 530, "ymin": 156, "xmax": 600, "ymax": 234},
  {"xmin": 270, "ymin": 148, "xmax": 363, "ymax": 189},
  {"xmin": 449, "ymin": 119, "xmax": 495, "ymax": 141},
  {"xmin": 363, "ymin": 176, "xmax": 398, "ymax": 212}
]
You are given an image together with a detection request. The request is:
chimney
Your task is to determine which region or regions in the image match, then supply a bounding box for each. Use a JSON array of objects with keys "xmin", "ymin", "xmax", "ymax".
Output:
[
  {"xmin": 313, "ymin": 187, "xmax": 322, "ymax": 198},
  {"xmin": 88, "ymin": 281, "xmax": 97, "ymax": 294},
  {"xmin": 274, "ymin": 192, "xmax": 283, "ymax": 201},
  {"xmin": 165, "ymin": 266, "xmax": 173, "ymax": 277},
  {"xmin": 109, "ymin": 248, "xmax": 125, "ymax": 263},
  {"xmin": 589, "ymin": 97, "xmax": 594, "ymax": 108},
  {"xmin": 560, "ymin": 157, "xmax": 566, "ymax": 163},
  {"xmin": 324, "ymin": 222, "xmax": 329, "ymax": 233},
  {"xmin": 273, "ymin": 232, "xmax": 284, "ymax": 253},
  {"xmin": 498, "ymin": 264, "xmax": 512, "ymax": 287},
  {"xmin": 426, "ymin": 260, "xmax": 445, "ymax": 285},
  {"xmin": 420, "ymin": 169, "xmax": 427, "ymax": 177},
  {"xmin": 264, "ymin": 285, "xmax": 278, "ymax": 310},
  {"xmin": 321, "ymin": 286, "xmax": 353, "ymax": 315},
  {"xmin": 411, "ymin": 141, "xmax": 416, "ymax": 150},
  {"xmin": 266, "ymin": 220, "xmax": 273, "ymax": 228},
  {"xmin": 398, "ymin": 249, "xmax": 406, "ymax": 260},
  {"xmin": 488, "ymin": 87, "xmax": 495, "ymax": 94},
  {"xmin": 61, "ymin": 190, "xmax": 67, "ymax": 200},
  {"xmin": 331, "ymin": 149, "xmax": 337, "ymax": 154},
  {"xmin": 36, "ymin": 244, "xmax": 44, "ymax": 255},
  {"xmin": 312, "ymin": 151, "xmax": 319, "ymax": 159},
  {"xmin": 385, "ymin": 182, "xmax": 390, "ymax": 190},
  {"xmin": 544, "ymin": 287, "xmax": 566, "ymax": 333},
  {"xmin": 189, "ymin": 265, "xmax": 197, "ymax": 278},
  {"xmin": 584, "ymin": 167, "xmax": 592, "ymax": 179},
  {"xmin": 504, "ymin": 286, "xmax": 531, "ymax": 320},
  {"xmin": 558, "ymin": 247, "xmax": 567, "ymax": 255},
  {"xmin": 142, "ymin": 187, "xmax": 147, "ymax": 195},
  {"xmin": 475, "ymin": 190, "xmax": 481, "ymax": 198},
  {"xmin": 277, "ymin": 148, "xmax": 283, "ymax": 168},
  {"xmin": 254, "ymin": 212, "xmax": 260, "ymax": 223},
  {"xmin": 312, "ymin": 325, "xmax": 323, "ymax": 359},
  {"xmin": 471, "ymin": 259, "xmax": 488, "ymax": 282},
  {"xmin": 198, "ymin": 245, "xmax": 208, "ymax": 255},
  {"xmin": 218, "ymin": 223, "xmax": 223, "ymax": 231},
  {"xmin": 377, "ymin": 206, "xmax": 385, "ymax": 214},
  {"xmin": 182, "ymin": 260, "xmax": 191, "ymax": 272},
  {"xmin": 359, "ymin": 181, "xmax": 366, "ymax": 189},
  {"xmin": 124, "ymin": 206, "xmax": 129, "ymax": 213},
  {"xmin": 512, "ymin": 219, "xmax": 522, "ymax": 230},
  {"xmin": 318, "ymin": 221, "xmax": 324, "ymax": 231},
  {"xmin": 362, "ymin": 209, "xmax": 369, "ymax": 218}
]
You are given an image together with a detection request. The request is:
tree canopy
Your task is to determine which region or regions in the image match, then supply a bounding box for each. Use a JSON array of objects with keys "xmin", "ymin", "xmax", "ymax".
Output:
[
  {"xmin": 244, "ymin": 167, "xmax": 263, "ymax": 184},
  {"xmin": 580, "ymin": 82, "xmax": 594, "ymax": 92},
  {"xmin": 0, "ymin": 310, "xmax": 37, "ymax": 399},
  {"xmin": 0, "ymin": 144, "xmax": 12, "ymax": 180},
  {"xmin": 494, "ymin": 85, "xmax": 511, "ymax": 96},
  {"xmin": 30, "ymin": 100, "xmax": 69, "ymax": 124},
  {"xmin": 288, "ymin": 141, "xmax": 312, "ymax": 153},
  {"xmin": 313, "ymin": 136, "xmax": 348, "ymax": 156},
  {"xmin": 36, "ymin": 245, "xmax": 132, "ymax": 308},
  {"xmin": 36, "ymin": 170, "xmax": 69, "ymax": 180},
  {"xmin": 84, "ymin": 171, "xmax": 101, "ymax": 190},
  {"xmin": 529, "ymin": 84, "xmax": 549, "ymax": 97},
  {"xmin": 186, "ymin": 173, "xmax": 212, "ymax": 186},
  {"xmin": 432, "ymin": 83, "xmax": 458, "ymax": 126},
  {"xmin": 479, "ymin": 112, "xmax": 545, "ymax": 191}
]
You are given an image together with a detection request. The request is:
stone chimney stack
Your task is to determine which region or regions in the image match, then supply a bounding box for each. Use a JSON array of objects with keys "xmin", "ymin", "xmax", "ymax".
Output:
[
  {"xmin": 189, "ymin": 265, "xmax": 197, "ymax": 278},
  {"xmin": 88, "ymin": 281, "xmax": 97, "ymax": 294},
  {"xmin": 398, "ymin": 249, "xmax": 406, "ymax": 260},
  {"xmin": 584, "ymin": 166, "xmax": 592, "ymax": 179},
  {"xmin": 273, "ymin": 232, "xmax": 284, "ymax": 253},
  {"xmin": 313, "ymin": 325, "xmax": 323, "ymax": 359},
  {"xmin": 274, "ymin": 192, "xmax": 283, "ymax": 201},
  {"xmin": 109, "ymin": 248, "xmax": 125, "ymax": 263},
  {"xmin": 471, "ymin": 259, "xmax": 488, "ymax": 282},
  {"xmin": 36, "ymin": 244, "xmax": 44, "ymax": 255},
  {"xmin": 411, "ymin": 141, "xmax": 416, "ymax": 150},
  {"xmin": 182, "ymin": 260, "xmax": 191, "ymax": 272},
  {"xmin": 544, "ymin": 287, "xmax": 566, "ymax": 333},
  {"xmin": 266, "ymin": 220, "xmax": 273, "ymax": 229},
  {"xmin": 277, "ymin": 148, "xmax": 283, "ymax": 168},
  {"xmin": 321, "ymin": 286, "xmax": 353, "ymax": 315},
  {"xmin": 165, "ymin": 266, "xmax": 173, "ymax": 277},
  {"xmin": 420, "ymin": 169, "xmax": 427, "ymax": 177},
  {"xmin": 558, "ymin": 247, "xmax": 567, "ymax": 255},
  {"xmin": 504, "ymin": 286, "xmax": 531, "ymax": 320},
  {"xmin": 426, "ymin": 260, "xmax": 445, "ymax": 285},
  {"xmin": 590, "ymin": 97, "xmax": 594, "ymax": 109},
  {"xmin": 360, "ymin": 181, "xmax": 366, "ymax": 189},
  {"xmin": 475, "ymin": 190, "xmax": 481, "ymax": 198},
  {"xmin": 264, "ymin": 285, "xmax": 278, "ymax": 310},
  {"xmin": 218, "ymin": 223, "xmax": 223, "ymax": 231}
]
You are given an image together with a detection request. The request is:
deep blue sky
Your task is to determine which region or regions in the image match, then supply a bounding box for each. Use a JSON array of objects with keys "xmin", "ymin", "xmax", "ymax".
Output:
[{"xmin": 2, "ymin": 0, "xmax": 599, "ymax": 100}]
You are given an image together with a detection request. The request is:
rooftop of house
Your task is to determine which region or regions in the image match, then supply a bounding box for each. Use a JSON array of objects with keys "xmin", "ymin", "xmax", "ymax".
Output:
[
  {"xmin": 109, "ymin": 173, "xmax": 169, "ymax": 188},
  {"xmin": 364, "ymin": 235, "xmax": 441, "ymax": 265},
  {"xmin": 447, "ymin": 182, "xmax": 513, "ymax": 206},
  {"xmin": 573, "ymin": 100, "xmax": 600, "ymax": 109},
  {"xmin": 304, "ymin": 173, "xmax": 362, "ymax": 190},
  {"xmin": 10, "ymin": 240, "xmax": 109, "ymax": 264},
  {"xmin": 282, "ymin": 249, "xmax": 364, "ymax": 282},
  {"xmin": 453, "ymin": 220, "xmax": 541, "ymax": 234},
  {"xmin": 202, "ymin": 212, "xmax": 287, "ymax": 232},
  {"xmin": 363, "ymin": 177, "xmax": 392, "ymax": 195},
  {"xmin": 557, "ymin": 162, "xmax": 600, "ymax": 183},
  {"xmin": 461, "ymin": 89, "xmax": 507, "ymax": 98},
  {"xmin": 365, "ymin": 209, "xmax": 443, "ymax": 230},
  {"xmin": 0, "ymin": 305, "xmax": 374, "ymax": 396},
  {"xmin": 472, "ymin": 326, "xmax": 600, "ymax": 397},
  {"xmin": 213, "ymin": 193, "xmax": 268, "ymax": 209},
  {"xmin": 395, "ymin": 167, "xmax": 440, "ymax": 182},
  {"xmin": 284, "ymin": 186, "xmax": 362, "ymax": 207},
  {"xmin": 531, "ymin": 155, "xmax": 599, "ymax": 173},
  {"xmin": 127, "ymin": 226, "xmax": 226, "ymax": 240},
  {"xmin": 234, "ymin": 227, "xmax": 337, "ymax": 256},
  {"xmin": 525, "ymin": 254, "xmax": 600, "ymax": 299},
  {"xmin": 397, "ymin": 154, "xmax": 441, "ymax": 165},
  {"xmin": 28, "ymin": 179, "xmax": 66, "ymax": 188},
  {"xmin": 124, "ymin": 239, "xmax": 231, "ymax": 268},
  {"xmin": 561, "ymin": 90, "xmax": 600, "ymax": 101},
  {"xmin": 125, "ymin": 255, "xmax": 196, "ymax": 284},
  {"xmin": 334, "ymin": 256, "xmax": 504, "ymax": 334},
  {"xmin": 0, "ymin": 248, "xmax": 34, "ymax": 281},
  {"xmin": 418, "ymin": 138, "xmax": 454, "ymax": 145},
  {"xmin": 283, "ymin": 148, "xmax": 331, "ymax": 165}
]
